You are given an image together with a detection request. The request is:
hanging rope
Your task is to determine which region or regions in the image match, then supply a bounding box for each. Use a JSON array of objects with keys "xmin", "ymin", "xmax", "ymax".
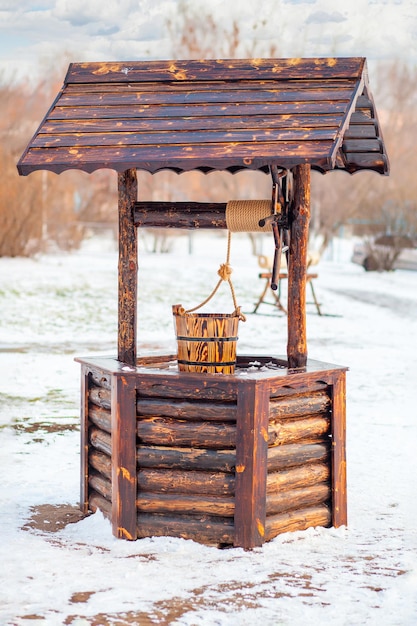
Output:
[{"xmin": 185, "ymin": 231, "xmax": 246, "ymax": 321}]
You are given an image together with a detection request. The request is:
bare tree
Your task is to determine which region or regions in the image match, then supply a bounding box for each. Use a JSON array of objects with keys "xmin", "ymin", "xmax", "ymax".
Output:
[
  {"xmin": 311, "ymin": 61, "xmax": 417, "ymax": 261},
  {"xmin": 0, "ymin": 71, "xmax": 119, "ymax": 256}
]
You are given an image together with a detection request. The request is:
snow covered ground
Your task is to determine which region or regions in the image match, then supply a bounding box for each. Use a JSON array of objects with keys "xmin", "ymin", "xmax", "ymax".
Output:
[{"xmin": 1, "ymin": 232, "xmax": 416, "ymax": 625}]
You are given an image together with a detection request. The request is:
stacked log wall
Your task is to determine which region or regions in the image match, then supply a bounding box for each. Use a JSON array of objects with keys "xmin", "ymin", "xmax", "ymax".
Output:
[
  {"xmin": 265, "ymin": 380, "xmax": 332, "ymax": 540},
  {"xmin": 78, "ymin": 357, "xmax": 346, "ymax": 548},
  {"xmin": 86, "ymin": 370, "xmax": 113, "ymax": 519},
  {"xmin": 136, "ymin": 380, "xmax": 237, "ymax": 545}
]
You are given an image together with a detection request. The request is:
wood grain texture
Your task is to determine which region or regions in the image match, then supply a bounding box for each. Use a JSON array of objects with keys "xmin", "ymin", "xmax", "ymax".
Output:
[
  {"xmin": 80, "ymin": 367, "xmax": 90, "ymax": 515},
  {"xmin": 137, "ymin": 493, "xmax": 234, "ymax": 517},
  {"xmin": 111, "ymin": 374, "xmax": 137, "ymax": 540},
  {"xmin": 137, "ymin": 445, "xmax": 236, "ymax": 472},
  {"xmin": 136, "ymin": 375, "xmax": 237, "ymax": 402},
  {"xmin": 89, "ymin": 470, "xmax": 112, "ymax": 502},
  {"xmin": 173, "ymin": 307, "xmax": 240, "ymax": 374},
  {"xmin": 234, "ymin": 380, "xmax": 269, "ymax": 549},
  {"xmin": 17, "ymin": 57, "xmax": 389, "ymax": 176},
  {"xmin": 267, "ymin": 442, "xmax": 330, "ymax": 471},
  {"xmin": 136, "ymin": 512, "xmax": 234, "ymax": 545},
  {"xmin": 88, "ymin": 405, "xmax": 111, "ymax": 433},
  {"xmin": 118, "ymin": 169, "xmax": 137, "ymax": 366},
  {"xmin": 268, "ymin": 415, "xmax": 330, "ymax": 446},
  {"xmin": 89, "ymin": 449, "xmax": 112, "ymax": 479},
  {"xmin": 329, "ymin": 370, "xmax": 348, "ymax": 527},
  {"xmin": 65, "ymin": 58, "xmax": 366, "ymax": 82},
  {"xmin": 137, "ymin": 468, "xmax": 235, "ymax": 496},
  {"xmin": 136, "ymin": 397, "xmax": 237, "ymax": 422},
  {"xmin": 134, "ymin": 202, "xmax": 228, "ymax": 229},
  {"xmin": 89, "ymin": 426, "xmax": 111, "ymax": 456},
  {"xmin": 287, "ymin": 164, "xmax": 311, "ymax": 369},
  {"xmin": 269, "ymin": 389, "xmax": 330, "ymax": 419},
  {"xmin": 89, "ymin": 386, "xmax": 111, "ymax": 410},
  {"xmin": 265, "ymin": 504, "xmax": 331, "ymax": 540},
  {"xmin": 267, "ymin": 462, "xmax": 330, "ymax": 493},
  {"xmin": 89, "ymin": 491, "xmax": 112, "ymax": 520},
  {"xmin": 136, "ymin": 417, "xmax": 236, "ymax": 449},
  {"xmin": 266, "ymin": 483, "xmax": 330, "ymax": 516}
]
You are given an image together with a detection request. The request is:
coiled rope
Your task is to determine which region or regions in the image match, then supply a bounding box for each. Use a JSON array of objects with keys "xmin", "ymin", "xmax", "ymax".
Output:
[{"xmin": 225, "ymin": 199, "xmax": 272, "ymax": 232}]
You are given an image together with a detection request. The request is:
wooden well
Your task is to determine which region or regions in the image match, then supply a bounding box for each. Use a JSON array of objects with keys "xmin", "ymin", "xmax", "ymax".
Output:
[{"xmin": 17, "ymin": 57, "xmax": 389, "ymax": 547}]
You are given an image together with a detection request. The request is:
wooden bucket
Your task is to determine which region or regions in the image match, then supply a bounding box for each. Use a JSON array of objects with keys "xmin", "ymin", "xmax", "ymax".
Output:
[{"xmin": 172, "ymin": 304, "xmax": 240, "ymax": 374}]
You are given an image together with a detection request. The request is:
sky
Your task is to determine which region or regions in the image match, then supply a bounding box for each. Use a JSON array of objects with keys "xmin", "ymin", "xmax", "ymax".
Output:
[{"xmin": 0, "ymin": 0, "xmax": 417, "ymax": 83}]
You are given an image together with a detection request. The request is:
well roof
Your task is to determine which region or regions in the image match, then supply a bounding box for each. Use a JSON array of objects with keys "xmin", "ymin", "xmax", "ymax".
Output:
[{"xmin": 17, "ymin": 57, "xmax": 389, "ymax": 177}]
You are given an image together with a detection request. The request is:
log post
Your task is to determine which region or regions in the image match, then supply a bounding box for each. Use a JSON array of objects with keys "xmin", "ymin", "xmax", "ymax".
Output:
[
  {"xmin": 79, "ymin": 365, "xmax": 90, "ymax": 515},
  {"xmin": 111, "ymin": 374, "xmax": 138, "ymax": 540},
  {"xmin": 234, "ymin": 380, "xmax": 269, "ymax": 549},
  {"xmin": 118, "ymin": 169, "xmax": 138, "ymax": 365},
  {"xmin": 329, "ymin": 370, "xmax": 347, "ymax": 527},
  {"xmin": 287, "ymin": 164, "xmax": 311, "ymax": 369},
  {"xmin": 134, "ymin": 202, "xmax": 228, "ymax": 229}
]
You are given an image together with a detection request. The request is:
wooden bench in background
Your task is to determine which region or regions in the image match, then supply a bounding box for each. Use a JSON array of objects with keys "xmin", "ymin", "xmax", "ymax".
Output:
[{"xmin": 253, "ymin": 270, "xmax": 322, "ymax": 316}]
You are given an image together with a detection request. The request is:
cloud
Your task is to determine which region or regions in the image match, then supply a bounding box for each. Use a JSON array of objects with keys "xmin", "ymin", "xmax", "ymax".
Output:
[
  {"xmin": 306, "ymin": 10, "xmax": 346, "ymax": 24},
  {"xmin": 95, "ymin": 25, "xmax": 120, "ymax": 37},
  {"xmin": 52, "ymin": 0, "xmax": 139, "ymax": 28}
]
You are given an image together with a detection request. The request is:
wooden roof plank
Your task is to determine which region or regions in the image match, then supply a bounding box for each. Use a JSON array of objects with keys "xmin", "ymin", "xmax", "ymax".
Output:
[
  {"xmin": 344, "ymin": 124, "xmax": 377, "ymax": 139},
  {"xmin": 343, "ymin": 152, "xmax": 388, "ymax": 172},
  {"xmin": 58, "ymin": 88, "xmax": 354, "ymax": 107},
  {"xmin": 342, "ymin": 139, "xmax": 382, "ymax": 153},
  {"xmin": 32, "ymin": 128, "xmax": 339, "ymax": 149},
  {"xmin": 65, "ymin": 58, "xmax": 366, "ymax": 84},
  {"xmin": 39, "ymin": 114, "xmax": 343, "ymax": 134},
  {"xmin": 64, "ymin": 78, "xmax": 359, "ymax": 94},
  {"xmin": 23, "ymin": 140, "xmax": 334, "ymax": 161},
  {"xmin": 48, "ymin": 101, "xmax": 350, "ymax": 120},
  {"xmin": 19, "ymin": 140, "xmax": 334, "ymax": 176}
]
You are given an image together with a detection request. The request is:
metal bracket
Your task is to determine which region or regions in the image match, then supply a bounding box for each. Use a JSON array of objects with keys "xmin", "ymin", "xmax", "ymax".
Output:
[{"xmin": 259, "ymin": 166, "xmax": 291, "ymax": 291}]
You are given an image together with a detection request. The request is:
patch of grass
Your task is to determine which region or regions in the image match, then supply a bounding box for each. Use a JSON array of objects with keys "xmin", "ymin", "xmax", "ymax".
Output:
[{"xmin": 1, "ymin": 415, "xmax": 78, "ymax": 437}]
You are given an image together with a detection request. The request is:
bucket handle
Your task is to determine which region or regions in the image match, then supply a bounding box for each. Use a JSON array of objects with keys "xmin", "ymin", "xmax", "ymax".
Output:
[{"xmin": 183, "ymin": 231, "xmax": 246, "ymax": 322}]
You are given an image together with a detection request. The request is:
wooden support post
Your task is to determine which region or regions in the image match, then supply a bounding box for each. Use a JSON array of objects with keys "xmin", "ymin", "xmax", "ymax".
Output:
[
  {"xmin": 287, "ymin": 164, "xmax": 311, "ymax": 369},
  {"xmin": 111, "ymin": 374, "xmax": 138, "ymax": 540},
  {"xmin": 79, "ymin": 365, "xmax": 90, "ymax": 515},
  {"xmin": 234, "ymin": 381, "xmax": 269, "ymax": 549},
  {"xmin": 330, "ymin": 371, "xmax": 347, "ymax": 527},
  {"xmin": 118, "ymin": 169, "xmax": 138, "ymax": 365}
]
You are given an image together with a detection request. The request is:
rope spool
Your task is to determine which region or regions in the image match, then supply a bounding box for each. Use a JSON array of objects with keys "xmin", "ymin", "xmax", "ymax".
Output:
[{"xmin": 226, "ymin": 199, "xmax": 273, "ymax": 232}]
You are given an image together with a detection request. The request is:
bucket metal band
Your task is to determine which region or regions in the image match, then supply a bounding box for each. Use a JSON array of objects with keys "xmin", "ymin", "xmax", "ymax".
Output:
[
  {"xmin": 177, "ymin": 359, "xmax": 236, "ymax": 367},
  {"xmin": 176, "ymin": 335, "xmax": 238, "ymax": 343}
]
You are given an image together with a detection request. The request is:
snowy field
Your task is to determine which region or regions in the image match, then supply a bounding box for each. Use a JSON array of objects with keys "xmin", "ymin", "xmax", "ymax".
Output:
[{"xmin": 0, "ymin": 232, "xmax": 416, "ymax": 625}]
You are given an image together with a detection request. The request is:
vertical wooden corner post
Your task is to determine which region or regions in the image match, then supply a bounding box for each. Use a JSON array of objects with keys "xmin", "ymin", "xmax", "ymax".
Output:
[
  {"xmin": 118, "ymin": 168, "xmax": 138, "ymax": 366},
  {"xmin": 287, "ymin": 164, "xmax": 311, "ymax": 369},
  {"xmin": 111, "ymin": 373, "xmax": 138, "ymax": 540},
  {"xmin": 330, "ymin": 371, "xmax": 348, "ymax": 527},
  {"xmin": 234, "ymin": 380, "xmax": 269, "ymax": 549},
  {"xmin": 113, "ymin": 169, "xmax": 138, "ymax": 539},
  {"xmin": 79, "ymin": 365, "xmax": 90, "ymax": 515}
]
